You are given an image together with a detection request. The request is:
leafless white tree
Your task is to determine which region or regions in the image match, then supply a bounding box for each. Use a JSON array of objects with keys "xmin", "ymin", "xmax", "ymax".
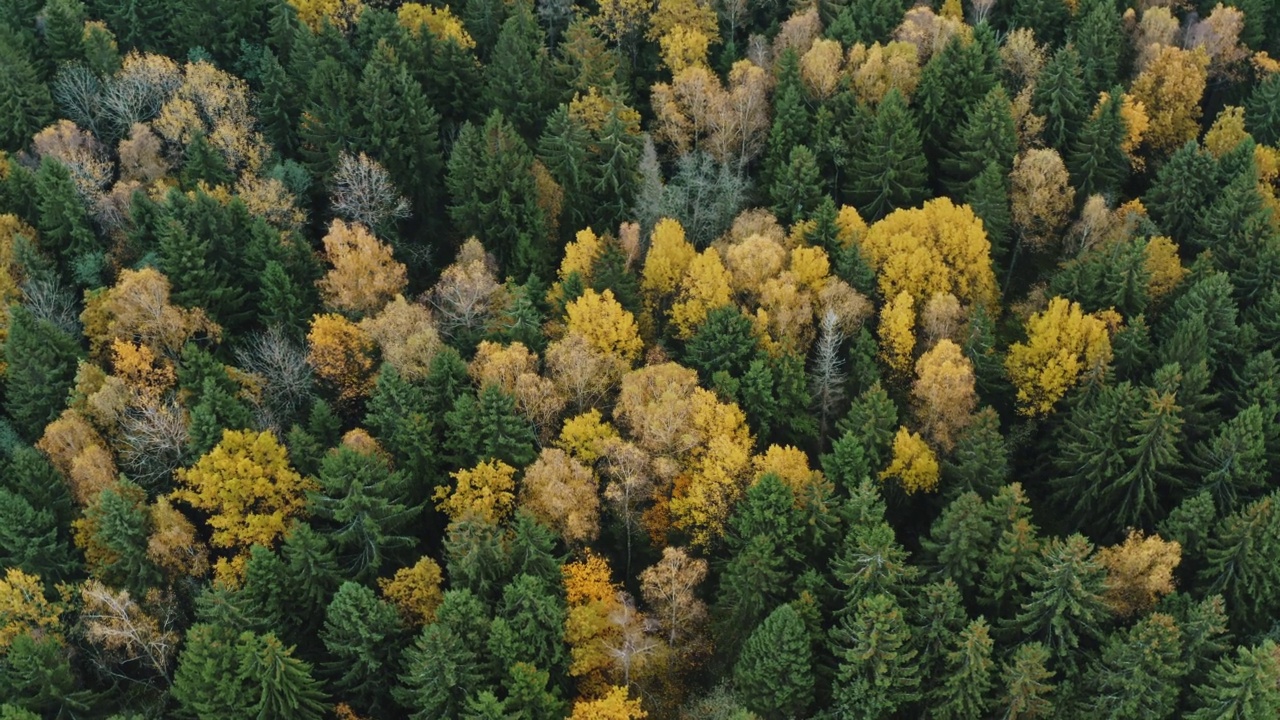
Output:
[
  {"xmin": 52, "ymin": 65, "xmax": 104, "ymax": 137},
  {"xmin": 235, "ymin": 326, "xmax": 315, "ymax": 428},
  {"xmin": 331, "ymin": 151, "xmax": 410, "ymax": 230},
  {"xmin": 80, "ymin": 581, "xmax": 180, "ymax": 679},
  {"xmin": 809, "ymin": 309, "xmax": 847, "ymax": 447},
  {"xmin": 606, "ymin": 591, "xmax": 660, "ymax": 688},
  {"xmin": 119, "ymin": 401, "xmax": 189, "ymax": 491}
]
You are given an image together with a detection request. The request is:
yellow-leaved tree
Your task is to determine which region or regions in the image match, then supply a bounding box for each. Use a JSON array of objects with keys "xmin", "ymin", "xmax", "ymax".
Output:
[
  {"xmin": 880, "ymin": 427, "xmax": 940, "ymax": 494},
  {"xmin": 641, "ymin": 218, "xmax": 697, "ymax": 313},
  {"xmin": 858, "ymin": 198, "xmax": 999, "ymax": 311},
  {"xmin": 878, "ymin": 291, "xmax": 917, "ymax": 376},
  {"xmin": 1129, "ymin": 45, "xmax": 1209, "ymax": 160},
  {"xmin": 317, "ymin": 219, "xmax": 407, "ymax": 317},
  {"xmin": 556, "ymin": 410, "xmax": 621, "ymax": 464},
  {"xmin": 0, "ymin": 569, "xmax": 62, "ymax": 651},
  {"xmin": 396, "ymin": 2, "xmax": 474, "ymax": 48},
  {"xmin": 434, "ymin": 459, "xmax": 517, "ymax": 524},
  {"xmin": 171, "ymin": 430, "xmax": 315, "ymax": 583},
  {"xmin": 563, "ymin": 553, "xmax": 625, "ymax": 697},
  {"xmin": 751, "ymin": 444, "xmax": 820, "ymax": 496},
  {"xmin": 569, "ymin": 685, "xmax": 648, "ymax": 719},
  {"xmin": 521, "ymin": 448, "xmax": 601, "ymax": 544},
  {"xmin": 307, "ymin": 313, "xmax": 377, "ymax": 403},
  {"xmin": 566, "ymin": 289, "xmax": 645, "ymax": 365},
  {"xmin": 668, "ymin": 248, "xmax": 733, "ymax": 339},
  {"xmin": 1006, "ymin": 297, "xmax": 1118, "ymax": 416},
  {"xmin": 911, "ymin": 339, "xmax": 977, "ymax": 451},
  {"xmin": 1096, "ymin": 530, "xmax": 1181, "ymax": 617},
  {"xmin": 378, "ymin": 556, "xmax": 444, "ymax": 626}
]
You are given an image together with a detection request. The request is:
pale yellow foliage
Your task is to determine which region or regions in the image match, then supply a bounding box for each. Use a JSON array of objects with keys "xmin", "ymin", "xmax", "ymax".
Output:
[
  {"xmin": 396, "ymin": 3, "xmax": 474, "ymax": 48},
  {"xmin": 147, "ymin": 496, "xmax": 210, "ymax": 581},
  {"xmin": 921, "ymin": 292, "xmax": 965, "ymax": 344},
  {"xmin": 642, "ymin": 218, "xmax": 697, "ymax": 301},
  {"xmin": 880, "ymin": 426, "xmax": 941, "ymax": 494},
  {"xmin": 522, "ymin": 448, "xmax": 601, "ymax": 544},
  {"xmin": 546, "ymin": 333, "xmax": 628, "ymax": 412},
  {"xmin": 32, "ymin": 120, "xmax": 112, "ymax": 198},
  {"xmin": 614, "ymin": 363, "xmax": 703, "ymax": 458},
  {"xmin": 879, "ymin": 291, "xmax": 917, "ymax": 376},
  {"xmin": 378, "ymin": 556, "xmax": 444, "ymax": 625},
  {"xmin": 638, "ymin": 546, "xmax": 707, "ymax": 646},
  {"xmin": 79, "ymin": 581, "xmax": 179, "ymax": 675},
  {"xmin": 723, "ymin": 234, "xmax": 787, "ymax": 296},
  {"xmin": 650, "ymin": 62, "xmax": 770, "ymax": 165},
  {"xmin": 669, "ymin": 248, "xmax": 733, "ymax": 339},
  {"xmin": 758, "ymin": 272, "xmax": 816, "ymax": 354},
  {"xmin": 1096, "ymin": 92, "xmax": 1151, "ymax": 171},
  {"xmin": 37, "ymin": 409, "xmax": 117, "ymax": 505},
  {"xmin": 307, "ymin": 313, "xmax": 377, "ymax": 402},
  {"xmin": 800, "ymin": 39, "xmax": 845, "ymax": 99},
  {"xmin": 1186, "ymin": 4, "xmax": 1249, "ymax": 80},
  {"xmin": 859, "ymin": 198, "xmax": 999, "ymax": 311},
  {"xmin": 317, "ymin": 219, "xmax": 407, "ymax": 317},
  {"xmin": 1000, "ymin": 28, "xmax": 1046, "ymax": 90},
  {"xmin": 434, "ymin": 459, "xmax": 517, "ymax": 524},
  {"xmin": 235, "ymin": 174, "xmax": 305, "ymax": 229},
  {"xmin": 818, "ymin": 279, "xmax": 873, "ymax": 334},
  {"xmin": 668, "ymin": 388, "xmax": 754, "ymax": 545},
  {"xmin": 592, "ymin": 0, "xmax": 651, "ymax": 48},
  {"xmin": 1005, "ymin": 297, "xmax": 1117, "ymax": 415},
  {"xmin": 1203, "ymin": 105, "xmax": 1250, "ymax": 157},
  {"xmin": 568, "ymin": 89, "xmax": 642, "ymax": 135},
  {"xmin": 359, "ymin": 295, "xmax": 441, "ymax": 382},
  {"xmin": 0, "ymin": 569, "xmax": 61, "ymax": 652},
  {"xmin": 1011, "ymin": 148, "xmax": 1075, "ymax": 250},
  {"xmin": 566, "ymin": 289, "xmax": 645, "ymax": 365},
  {"xmin": 912, "ymin": 339, "xmax": 977, "ymax": 451},
  {"xmin": 570, "ymin": 685, "xmax": 648, "ymax": 720},
  {"xmin": 513, "ymin": 372, "xmax": 568, "ymax": 444},
  {"xmin": 560, "ymin": 227, "xmax": 604, "ymax": 283},
  {"xmin": 172, "ymin": 430, "xmax": 315, "ymax": 584},
  {"xmin": 557, "ymin": 410, "xmax": 621, "ymax": 464},
  {"xmin": 894, "ymin": 5, "xmax": 970, "ymax": 61},
  {"xmin": 288, "ymin": 0, "xmax": 364, "ymax": 32},
  {"xmin": 1144, "ymin": 236, "xmax": 1186, "ymax": 300},
  {"xmin": 85, "ymin": 268, "xmax": 219, "ymax": 360},
  {"xmin": 563, "ymin": 552, "xmax": 624, "ymax": 695},
  {"xmin": 788, "ymin": 245, "xmax": 830, "ymax": 293},
  {"xmin": 1097, "ymin": 530, "xmax": 1180, "ymax": 616},
  {"xmin": 727, "ymin": 208, "xmax": 786, "ymax": 246},
  {"xmin": 152, "ymin": 60, "xmax": 268, "ymax": 174},
  {"xmin": 752, "ymin": 444, "xmax": 819, "ymax": 495},
  {"xmin": 470, "ymin": 341, "xmax": 538, "ymax": 396},
  {"xmin": 660, "ymin": 26, "xmax": 711, "ymax": 73},
  {"xmin": 1130, "ymin": 46, "xmax": 1209, "ymax": 159},
  {"xmin": 847, "ymin": 41, "xmax": 922, "ymax": 106},
  {"xmin": 770, "ymin": 7, "xmax": 822, "ymax": 58}
]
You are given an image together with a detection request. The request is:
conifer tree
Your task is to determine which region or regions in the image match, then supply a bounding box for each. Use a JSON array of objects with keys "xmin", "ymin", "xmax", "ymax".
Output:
[
  {"xmin": 321, "ymin": 582, "xmax": 406, "ymax": 715},
  {"xmin": 762, "ymin": 49, "xmax": 811, "ymax": 191},
  {"xmin": 445, "ymin": 384, "xmax": 538, "ymax": 468},
  {"xmin": 34, "ymin": 157, "xmax": 96, "ymax": 272},
  {"xmin": 921, "ymin": 492, "xmax": 996, "ymax": 598},
  {"xmin": 714, "ymin": 533, "xmax": 790, "ymax": 656},
  {"xmin": 1071, "ymin": 0, "xmax": 1124, "ymax": 96},
  {"xmin": 771, "ymin": 145, "xmax": 823, "ymax": 226},
  {"xmin": 1194, "ymin": 404, "xmax": 1269, "ymax": 513},
  {"xmin": 829, "ymin": 593, "xmax": 921, "ymax": 718},
  {"xmin": 849, "ymin": 89, "xmax": 928, "ymax": 221},
  {"xmin": 1247, "ymin": 72, "xmax": 1280, "ymax": 146},
  {"xmin": 1033, "ymin": 46, "xmax": 1088, "ymax": 152},
  {"xmin": 488, "ymin": 574, "xmax": 566, "ymax": 680},
  {"xmin": 187, "ymin": 375, "xmax": 255, "ymax": 458},
  {"xmin": 997, "ymin": 642, "xmax": 1055, "ymax": 720},
  {"xmin": 77, "ymin": 479, "xmax": 161, "ymax": 596},
  {"xmin": 172, "ymin": 625, "xmax": 327, "ymax": 720},
  {"xmin": 1199, "ymin": 491, "xmax": 1280, "ymax": 629},
  {"xmin": 1008, "ymin": 534, "xmax": 1109, "ymax": 668},
  {"xmin": 1188, "ymin": 641, "xmax": 1280, "ymax": 720},
  {"xmin": 914, "ymin": 33, "xmax": 997, "ymax": 171},
  {"xmin": 1080, "ymin": 612, "xmax": 1185, "ymax": 718},
  {"xmin": 734, "ymin": 604, "xmax": 814, "ymax": 720},
  {"xmin": 929, "ymin": 618, "xmax": 995, "ymax": 720},
  {"xmin": 4, "ymin": 306, "xmax": 80, "ymax": 441},
  {"xmin": 1144, "ymin": 141, "xmax": 1219, "ymax": 247},
  {"xmin": 396, "ymin": 622, "xmax": 487, "ymax": 720},
  {"xmin": 1069, "ymin": 88, "xmax": 1129, "ymax": 199},
  {"xmin": 484, "ymin": 2, "xmax": 550, "ymax": 139},
  {"xmin": 943, "ymin": 85, "xmax": 1018, "ymax": 195},
  {"xmin": 0, "ymin": 36, "xmax": 52, "ymax": 150},
  {"xmin": 312, "ymin": 446, "xmax": 417, "ymax": 582}
]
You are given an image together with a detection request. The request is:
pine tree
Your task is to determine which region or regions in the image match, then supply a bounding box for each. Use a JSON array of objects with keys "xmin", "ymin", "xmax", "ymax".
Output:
[
  {"xmin": 929, "ymin": 618, "xmax": 995, "ymax": 720},
  {"xmin": 1008, "ymin": 534, "xmax": 1109, "ymax": 667},
  {"xmin": 849, "ymin": 89, "xmax": 929, "ymax": 221},
  {"xmin": 734, "ymin": 604, "xmax": 813, "ymax": 720},
  {"xmin": 321, "ymin": 582, "xmax": 406, "ymax": 715},
  {"xmin": 943, "ymin": 85, "xmax": 1018, "ymax": 195},
  {"xmin": 396, "ymin": 622, "xmax": 486, "ymax": 720},
  {"xmin": 312, "ymin": 446, "xmax": 418, "ymax": 582},
  {"xmin": 447, "ymin": 111, "xmax": 549, "ymax": 281},
  {"xmin": 1069, "ymin": 88, "xmax": 1129, "ymax": 199},
  {"xmin": 4, "ymin": 306, "xmax": 80, "ymax": 441},
  {"xmin": 830, "ymin": 593, "xmax": 921, "ymax": 718},
  {"xmin": 1071, "ymin": 0, "xmax": 1124, "ymax": 97},
  {"xmin": 1080, "ymin": 612, "xmax": 1185, "ymax": 719},
  {"xmin": 34, "ymin": 157, "xmax": 96, "ymax": 272},
  {"xmin": 771, "ymin": 144, "xmax": 824, "ymax": 226},
  {"xmin": 1246, "ymin": 72, "xmax": 1280, "ymax": 146},
  {"xmin": 1188, "ymin": 641, "xmax": 1280, "ymax": 720},
  {"xmin": 484, "ymin": 2, "xmax": 550, "ymax": 139},
  {"xmin": 1033, "ymin": 46, "xmax": 1088, "ymax": 152}
]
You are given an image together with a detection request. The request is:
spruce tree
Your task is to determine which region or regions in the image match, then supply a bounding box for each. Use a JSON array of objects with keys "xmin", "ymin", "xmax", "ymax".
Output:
[
  {"xmin": 445, "ymin": 384, "xmax": 538, "ymax": 468},
  {"xmin": 762, "ymin": 50, "xmax": 811, "ymax": 191},
  {"xmin": 1198, "ymin": 491, "xmax": 1280, "ymax": 630},
  {"xmin": 488, "ymin": 574, "xmax": 566, "ymax": 679},
  {"xmin": 445, "ymin": 516, "xmax": 513, "ymax": 603},
  {"xmin": 34, "ymin": 157, "xmax": 96, "ymax": 272},
  {"xmin": 921, "ymin": 492, "xmax": 997, "ymax": 598},
  {"xmin": 180, "ymin": 133, "xmax": 233, "ymax": 189},
  {"xmin": 396, "ymin": 623, "xmax": 487, "ymax": 720},
  {"xmin": 0, "ymin": 488, "xmax": 76, "ymax": 582},
  {"xmin": 187, "ymin": 376, "xmax": 255, "ymax": 458},
  {"xmin": 80, "ymin": 479, "xmax": 162, "ymax": 595},
  {"xmin": 914, "ymin": 33, "xmax": 997, "ymax": 171},
  {"xmin": 1033, "ymin": 45, "xmax": 1088, "ymax": 152},
  {"xmin": 0, "ymin": 633, "xmax": 93, "ymax": 719},
  {"xmin": 829, "ymin": 593, "xmax": 921, "ymax": 718},
  {"xmin": 929, "ymin": 618, "xmax": 995, "ymax": 720},
  {"xmin": 321, "ymin": 582, "xmax": 406, "ymax": 715},
  {"xmin": 734, "ymin": 604, "xmax": 814, "ymax": 720},
  {"xmin": 771, "ymin": 144, "xmax": 824, "ymax": 226},
  {"xmin": 849, "ymin": 89, "xmax": 929, "ymax": 221},
  {"xmin": 996, "ymin": 643, "xmax": 1055, "ymax": 720},
  {"xmin": 1011, "ymin": 0, "xmax": 1070, "ymax": 47},
  {"xmin": 172, "ymin": 625, "xmax": 327, "ymax": 720},
  {"xmin": 1246, "ymin": 71, "xmax": 1280, "ymax": 146},
  {"xmin": 1080, "ymin": 613, "xmax": 1185, "ymax": 719},
  {"xmin": 1188, "ymin": 641, "xmax": 1280, "ymax": 720},
  {"xmin": 40, "ymin": 0, "xmax": 88, "ymax": 66},
  {"xmin": 312, "ymin": 446, "xmax": 417, "ymax": 582},
  {"xmin": 714, "ymin": 533, "xmax": 790, "ymax": 656},
  {"xmin": 1068, "ymin": 87, "xmax": 1129, "ymax": 199},
  {"xmin": 4, "ymin": 306, "xmax": 80, "ymax": 441},
  {"xmin": 1071, "ymin": 0, "xmax": 1124, "ymax": 96},
  {"xmin": 1008, "ymin": 534, "xmax": 1109, "ymax": 668},
  {"xmin": 483, "ymin": 2, "xmax": 550, "ymax": 139},
  {"xmin": 1194, "ymin": 405, "xmax": 1269, "ymax": 513},
  {"xmin": 1144, "ymin": 140, "xmax": 1219, "ymax": 246},
  {"xmin": 942, "ymin": 85, "xmax": 1018, "ymax": 195},
  {"xmin": 965, "ymin": 162, "xmax": 1012, "ymax": 266}
]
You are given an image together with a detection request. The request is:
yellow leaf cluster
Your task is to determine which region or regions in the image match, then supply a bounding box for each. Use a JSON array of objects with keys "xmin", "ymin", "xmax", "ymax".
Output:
[
  {"xmin": 614, "ymin": 362, "xmax": 702, "ymax": 458},
  {"xmin": 659, "ymin": 26, "xmax": 711, "ymax": 73},
  {"xmin": 358, "ymin": 295, "xmax": 441, "ymax": 382},
  {"xmin": 669, "ymin": 388, "xmax": 753, "ymax": 545},
  {"xmin": 752, "ymin": 444, "xmax": 819, "ymax": 496},
  {"xmin": 559, "ymin": 227, "xmax": 604, "ymax": 284},
  {"xmin": 879, "ymin": 426, "xmax": 940, "ymax": 494},
  {"xmin": 37, "ymin": 409, "xmax": 117, "ymax": 505},
  {"xmin": 836, "ymin": 205, "xmax": 868, "ymax": 247},
  {"xmin": 378, "ymin": 556, "xmax": 444, "ymax": 626},
  {"xmin": 396, "ymin": 3, "xmax": 474, "ymax": 48},
  {"xmin": 318, "ymin": 219, "xmax": 407, "ymax": 317},
  {"xmin": 0, "ymin": 569, "xmax": 61, "ymax": 652},
  {"xmin": 878, "ymin": 291, "xmax": 917, "ymax": 376},
  {"xmin": 557, "ymin": 410, "xmax": 621, "ymax": 464},
  {"xmin": 152, "ymin": 60, "xmax": 268, "ymax": 175},
  {"xmin": 646, "ymin": 0, "xmax": 718, "ymax": 43},
  {"xmin": 470, "ymin": 341, "xmax": 538, "ymax": 396},
  {"xmin": 566, "ymin": 289, "xmax": 645, "ymax": 365},
  {"xmin": 564, "ymin": 553, "xmax": 623, "ymax": 695},
  {"xmin": 307, "ymin": 313, "xmax": 377, "ymax": 402},
  {"xmin": 1144, "ymin": 236, "xmax": 1186, "ymax": 300},
  {"xmin": 788, "ymin": 245, "xmax": 830, "ymax": 293},
  {"xmin": 570, "ymin": 685, "xmax": 648, "ymax": 720},
  {"xmin": 1010, "ymin": 148, "xmax": 1075, "ymax": 250},
  {"xmin": 172, "ymin": 430, "xmax": 314, "ymax": 584},
  {"xmin": 147, "ymin": 496, "xmax": 210, "ymax": 582},
  {"xmin": 848, "ymin": 41, "xmax": 921, "ymax": 105},
  {"xmin": 758, "ymin": 272, "xmax": 816, "ymax": 354},
  {"xmin": 800, "ymin": 39, "xmax": 845, "ymax": 99},
  {"xmin": 1096, "ymin": 530, "xmax": 1181, "ymax": 616},
  {"xmin": 288, "ymin": 0, "xmax": 363, "ymax": 32},
  {"xmin": 1096, "ymin": 92, "xmax": 1151, "ymax": 171},
  {"xmin": 1203, "ymin": 105, "xmax": 1250, "ymax": 159},
  {"xmin": 1130, "ymin": 45, "xmax": 1209, "ymax": 159},
  {"xmin": 521, "ymin": 448, "xmax": 601, "ymax": 544},
  {"xmin": 912, "ymin": 339, "xmax": 977, "ymax": 451},
  {"xmin": 85, "ymin": 268, "xmax": 220, "ymax": 360},
  {"xmin": 669, "ymin": 248, "xmax": 733, "ymax": 339},
  {"xmin": 568, "ymin": 90, "xmax": 642, "ymax": 135},
  {"xmin": 859, "ymin": 198, "xmax": 999, "ymax": 312},
  {"xmin": 110, "ymin": 339, "xmax": 175, "ymax": 405},
  {"xmin": 723, "ymin": 234, "xmax": 786, "ymax": 296},
  {"xmin": 435, "ymin": 459, "xmax": 517, "ymax": 524},
  {"xmin": 642, "ymin": 218, "xmax": 697, "ymax": 301},
  {"xmin": 650, "ymin": 62, "xmax": 770, "ymax": 165},
  {"xmin": 1005, "ymin": 297, "xmax": 1116, "ymax": 416}
]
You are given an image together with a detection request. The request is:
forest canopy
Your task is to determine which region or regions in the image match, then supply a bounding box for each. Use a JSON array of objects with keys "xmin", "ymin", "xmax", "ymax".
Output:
[{"xmin": 2, "ymin": 0, "xmax": 1280, "ymax": 718}]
